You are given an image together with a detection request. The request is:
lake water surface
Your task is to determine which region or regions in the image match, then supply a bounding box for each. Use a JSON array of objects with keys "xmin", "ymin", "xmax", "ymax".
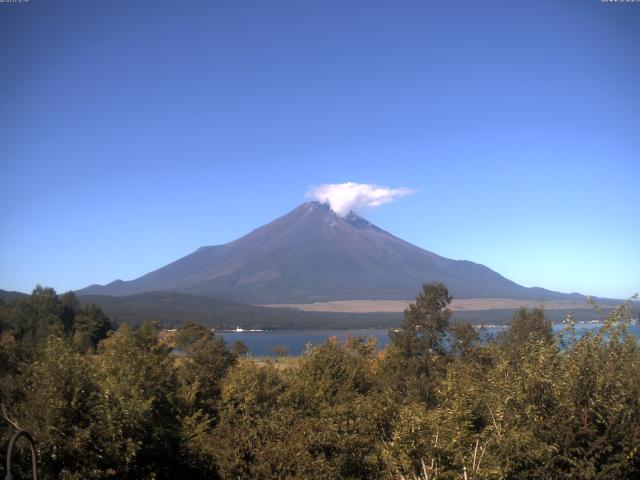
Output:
[{"xmin": 219, "ymin": 322, "xmax": 640, "ymax": 357}]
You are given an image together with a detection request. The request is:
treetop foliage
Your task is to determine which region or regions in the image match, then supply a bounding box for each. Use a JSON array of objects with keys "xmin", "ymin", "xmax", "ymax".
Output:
[{"xmin": 1, "ymin": 284, "xmax": 638, "ymax": 479}]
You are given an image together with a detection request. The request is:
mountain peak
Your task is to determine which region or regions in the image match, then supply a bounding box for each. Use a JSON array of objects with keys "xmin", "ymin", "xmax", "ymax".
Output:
[
  {"xmin": 291, "ymin": 200, "xmax": 328, "ymax": 216},
  {"xmin": 291, "ymin": 202, "xmax": 375, "ymax": 232},
  {"xmin": 297, "ymin": 201, "xmax": 370, "ymax": 223}
]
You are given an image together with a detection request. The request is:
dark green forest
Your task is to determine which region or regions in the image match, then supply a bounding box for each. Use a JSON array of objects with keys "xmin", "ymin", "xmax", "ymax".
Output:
[
  {"xmin": 1, "ymin": 284, "xmax": 639, "ymax": 479},
  {"xmin": 2, "ymin": 289, "xmax": 614, "ymax": 331}
]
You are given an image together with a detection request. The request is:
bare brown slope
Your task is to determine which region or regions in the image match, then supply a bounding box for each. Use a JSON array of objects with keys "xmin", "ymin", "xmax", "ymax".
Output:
[{"xmin": 262, "ymin": 298, "xmax": 598, "ymax": 313}]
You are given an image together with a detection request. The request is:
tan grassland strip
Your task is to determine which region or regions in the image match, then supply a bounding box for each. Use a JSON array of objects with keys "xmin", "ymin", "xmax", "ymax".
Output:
[{"xmin": 261, "ymin": 298, "xmax": 595, "ymax": 313}]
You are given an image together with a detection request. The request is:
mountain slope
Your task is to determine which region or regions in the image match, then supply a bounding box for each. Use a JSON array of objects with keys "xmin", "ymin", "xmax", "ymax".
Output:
[{"xmin": 78, "ymin": 202, "xmax": 583, "ymax": 303}]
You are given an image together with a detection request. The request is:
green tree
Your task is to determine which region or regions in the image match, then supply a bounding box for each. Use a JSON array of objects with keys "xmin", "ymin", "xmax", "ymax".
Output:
[
  {"xmin": 213, "ymin": 359, "xmax": 297, "ymax": 479},
  {"xmin": 59, "ymin": 291, "xmax": 79, "ymax": 333},
  {"xmin": 7, "ymin": 286, "xmax": 65, "ymax": 341},
  {"xmin": 174, "ymin": 322, "xmax": 236, "ymax": 476},
  {"xmin": 392, "ymin": 282, "xmax": 453, "ymax": 356},
  {"xmin": 381, "ymin": 282, "xmax": 452, "ymax": 404},
  {"xmin": 214, "ymin": 340, "xmax": 391, "ymax": 479},
  {"xmin": 18, "ymin": 338, "xmax": 101, "ymax": 479},
  {"xmin": 449, "ymin": 322, "xmax": 480, "ymax": 358},
  {"xmin": 72, "ymin": 303, "xmax": 114, "ymax": 352},
  {"xmin": 91, "ymin": 323, "xmax": 182, "ymax": 478},
  {"xmin": 501, "ymin": 306, "xmax": 553, "ymax": 353},
  {"xmin": 176, "ymin": 321, "xmax": 236, "ymax": 414}
]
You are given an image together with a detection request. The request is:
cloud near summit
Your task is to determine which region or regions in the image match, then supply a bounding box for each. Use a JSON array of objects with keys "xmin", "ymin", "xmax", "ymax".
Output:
[{"xmin": 306, "ymin": 182, "xmax": 415, "ymax": 217}]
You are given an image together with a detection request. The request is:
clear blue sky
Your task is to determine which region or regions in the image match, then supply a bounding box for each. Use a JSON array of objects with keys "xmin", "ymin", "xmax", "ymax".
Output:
[{"xmin": 1, "ymin": 0, "xmax": 638, "ymax": 299}]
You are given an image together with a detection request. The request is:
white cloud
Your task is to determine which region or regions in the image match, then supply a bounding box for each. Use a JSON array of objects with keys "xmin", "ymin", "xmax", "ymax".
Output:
[{"xmin": 306, "ymin": 182, "xmax": 415, "ymax": 217}]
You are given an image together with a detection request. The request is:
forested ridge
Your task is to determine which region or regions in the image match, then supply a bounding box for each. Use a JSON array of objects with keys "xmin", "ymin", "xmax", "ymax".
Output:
[{"xmin": 1, "ymin": 284, "xmax": 638, "ymax": 479}]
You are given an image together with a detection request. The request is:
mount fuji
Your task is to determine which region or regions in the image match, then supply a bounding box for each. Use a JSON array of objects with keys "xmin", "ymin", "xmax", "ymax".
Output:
[{"xmin": 78, "ymin": 202, "xmax": 583, "ymax": 304}]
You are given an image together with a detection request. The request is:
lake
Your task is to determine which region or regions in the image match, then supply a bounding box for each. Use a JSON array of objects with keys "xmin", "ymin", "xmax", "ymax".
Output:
[{"xmin": 219, "ymin": 322, "xmax": 640, "ymax": 357}]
